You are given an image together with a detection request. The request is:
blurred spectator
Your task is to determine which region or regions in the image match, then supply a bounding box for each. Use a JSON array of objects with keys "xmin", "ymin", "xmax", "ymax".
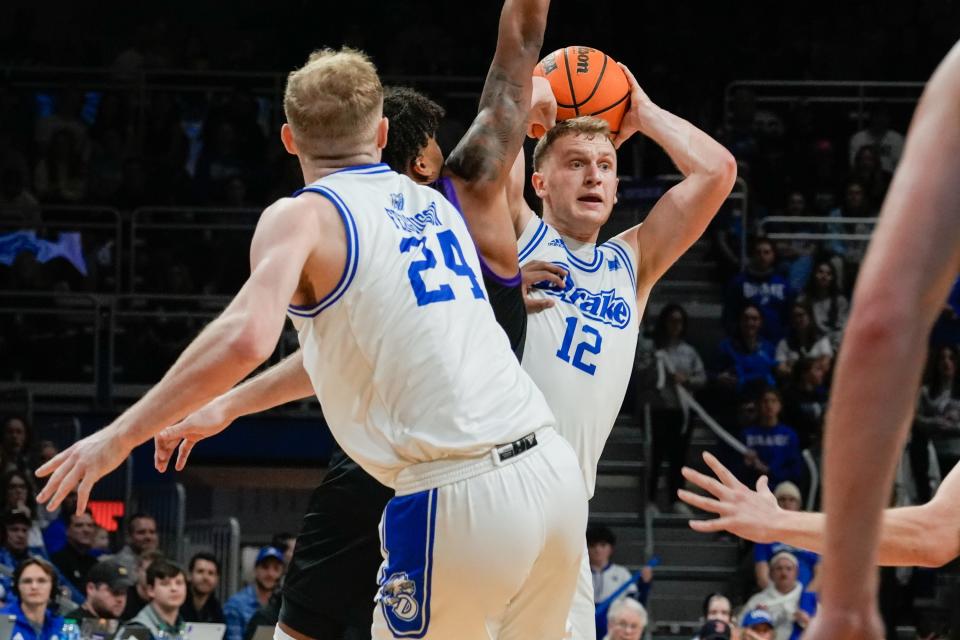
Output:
[
  {"xmin": 102, "ymin": 513, "xmax": 159, "ymax": 577},
  {"xmin": 111, "ymin": 158, "xmax": 149, "ymax": 210},
  {"xmin": 725, "ymin": 237, "xmax": 791, "ymax": 343},
  {"xmin": 716, "ymin": 304, "xmax": 777, "ymax": 395},
  {"xmin": 767, "ymin": 191, "xmax": 818, "ymax": 291},
  {"xmin": 587, "ymin": 525, "xmax": 652, "ymax": 606},
  {"xmin": 740, "ymin": 388, "xmax": 804, "ymax": 489},
  {"xmin": 121, "ymin": 550, "xmax": 165, "ymax": 621},
  {"xmin": 910, "ymin": 345, "xmax": 960, "ymax": 503},
  {"xmin": 50, "ymin": 511, "xmax": 97, "ymax": 596},
  {"xmin": 754, "ymin": 482, "xmax": 820, "ymax": 592},
  {"xmin": 33, "ymin": 441, "xmax": 58, "ymax": 471},
  {"xmin": 124, "ymin": 560, "xmax": 187, "ymax": 640},
  {"xmin": 64, "ymin": 559, "xmax": 132, "ymax": 621},
  {"xmin": 33, "ymin": 130, "xmax": 87, "ymax": 204},
  {"xmin": 40, "ymin": 492, "xmax": 77, "ymax": 556},
  {"xmin": 798, "ymin": 259, "xmax": 849, "ymax": 350},
  {"xmin": 223, "ymin": 547, "xmax": 284, "ymax": 640},
  {"xmin": 0, "ymin": 509, "xmax": 74, "ymax": 604},
  {"xmin": 0, "ymin": 416, "xmax": 31, "ymax": 476},
  {"xmin": 647, "ymin": 304, "xmax": 706, "ymax": 514},
  {"xmin": 181, "ymin": 552, "xmax": 224, "ymax": 624},
  {"xmin": 774, "ymin": 301, "xmax": 832, "ymax": 380},
  {"xmin": 691, "ymin": 593, "xmax": 733, "ymax": 640},
  {"xmin": 827, "ymin": 181, "xmax": 874, "ymax": 266},
  {"xmin": 241, "ymin": 592, "xmax": 281, "ymax": 640},
  {"xmin": 34, "ymin": 90, "xmax": 88, "ymax": 154},
  {"xmin": 740, "ymin": 609, "xmax": 776, "ymax": 640},
  {"xmin": 1, "ymin": 558, "xmax": 64, "ymax": 640},
  {"xmin": 741, "ymin": 552, "xmax": 815, "ymax": 640},
  {"xmin": 87, "ymin": 129, "xmax": 126, "ymax": 202},
  {"xmin": 781, "ymin": 358, "xmax": 829, "ymax": 450},
  {"xmin": 0, "ymin": 471, "xmax": 45, "ymax": 554},
  {"xmin": 694, "ymin": 620, "xmax": 732, "ymax": 640},
  {"xmin": 601, "ymin": 598, "xmax": 647, "ymax": 640},
  {"xmin": 848, "ymin": 104, "xmax": 904, "ymax": 173},
  {"xmin": 270, "ymin": 533, "xmax": 295, "ymax": 568},
  {"xmin": 91, "ymin": 526, "xmax": 110, "ymax": 557},
  {"xmin": 849, "ymin": 145, "xmax": 891, "ymax": 208}
]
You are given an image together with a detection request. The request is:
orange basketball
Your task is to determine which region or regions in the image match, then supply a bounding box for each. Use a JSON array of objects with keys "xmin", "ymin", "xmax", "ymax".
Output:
[{"xmin": 533, "ymin": 45, "xmax": 630, "ymax": 137}]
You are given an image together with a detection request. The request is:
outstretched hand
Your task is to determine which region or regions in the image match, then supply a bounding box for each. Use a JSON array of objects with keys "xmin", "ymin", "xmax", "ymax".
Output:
[
  {"xmin": 154, "ymin": 400, "xmax": 234, "ymax": 473},
  {"xmin": 612, "ymin": 63, "xmax": 655, "ymax": 149},
  {"xmin": 676, "ymin": 451, "xmax": 780, "ymax": 543},
  {"xmin": 521, "ymin": 260, "xmax": 567, "ymax": 313},
  {"xmin": 36, "ymin": 427, "xmax": 132, "ymax": 514}
]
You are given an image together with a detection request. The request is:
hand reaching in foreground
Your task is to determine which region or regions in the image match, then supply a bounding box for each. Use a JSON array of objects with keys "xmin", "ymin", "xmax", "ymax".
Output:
[
  {"xmin": 521, "ymin": 260, "xmax": 567, "ymax": 313},
  {"xmin": 676, "ymin": 451, "xmax": 780, "ymax": 543},
  {"xmin": 36, "ymin": 427, "xmax": 132, "ymax": 513},
  {"xmin": 155, "ymin": 399, "xmax": 234, "ymax": 473}
]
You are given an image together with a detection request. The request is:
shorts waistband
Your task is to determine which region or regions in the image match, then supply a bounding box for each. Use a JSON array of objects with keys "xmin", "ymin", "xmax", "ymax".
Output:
[{"xmin": 393, "ymin": 426, "xmax": 557, "ymax": 496}]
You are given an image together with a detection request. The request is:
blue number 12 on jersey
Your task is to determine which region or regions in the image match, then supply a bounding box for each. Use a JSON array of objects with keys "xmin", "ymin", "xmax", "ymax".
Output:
[
  {"xmin": 556, "ymin": 316, "xmax": 603, "ymax": 375},
  {"xmin": 400, "ymin": 229, "xmax": 485, "ymax": 307}
]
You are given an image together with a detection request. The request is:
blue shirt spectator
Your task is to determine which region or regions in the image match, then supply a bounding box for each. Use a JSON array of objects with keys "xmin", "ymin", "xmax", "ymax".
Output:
[
  {"xmin": 716, "ymin": 304, "xmax": 777, "ymax": 394},
  {"xmin": 740, "ymin": 390, "xmax": 804, "ymax": 489},
  {"xmin": 223, "ymin": 547, "xmax": 284, "ymax": 640},
  {"xmin": 0, "ymin": 510, "xmax": 79, "ymax": 604},
  {"xmin": 725, "ymin": 237, "xmax": 792, "ymax": 342},
  {"xmin": 3, "ymin": 559, "xmax": 64, "ymax": 640}
]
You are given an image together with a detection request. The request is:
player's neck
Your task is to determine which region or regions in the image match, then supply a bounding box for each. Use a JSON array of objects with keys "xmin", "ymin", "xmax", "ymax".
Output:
[
  {"xmin": 299, "ymin": 150, "xmax": 382, "ymax": 185},
  {"xmin": 542, "ymin": 210, "xmax": 599, "ymax": 245}
]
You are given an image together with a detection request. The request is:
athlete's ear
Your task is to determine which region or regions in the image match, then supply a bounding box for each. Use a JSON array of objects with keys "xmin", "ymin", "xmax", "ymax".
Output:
[
  {"xmin": 531, "ymin": 170, "xmax": 548, "ymax": 199},
  {"xmin": 376, "ymin": 116, "xmax": 389, "ymax": 151},
  {"xmin": 280, "ymin": 124, "xmax": 298, "ymax": 156}
]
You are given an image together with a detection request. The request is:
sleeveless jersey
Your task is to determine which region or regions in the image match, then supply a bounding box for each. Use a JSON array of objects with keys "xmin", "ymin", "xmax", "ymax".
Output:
[
  {"xmin": 287, "ymin": 164, "xmax": 555, "ymax": 489},
  {"xmin": 517, "ymin": 216, "xmax": 644, "ymax": 496}
]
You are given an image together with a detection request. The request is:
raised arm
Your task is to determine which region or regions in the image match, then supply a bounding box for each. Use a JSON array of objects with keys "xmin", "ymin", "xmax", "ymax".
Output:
[
  {"xmin": 154, "ymin": 350, "xmax": 315, "ymax": 473},
  {"xmin": 36, "ymin": 196, "xmax": 335, "ymax": 511},
  {"xmin": 444, "ymin": 0, "xmax": 550, "ymax": 273},
  {"xmin": 614, "ymin": 65, "xmax": 737, "ymax": 294},
  {"xmin": 679, "ymin": 450, "xmax": 960, "ymax": 568}
]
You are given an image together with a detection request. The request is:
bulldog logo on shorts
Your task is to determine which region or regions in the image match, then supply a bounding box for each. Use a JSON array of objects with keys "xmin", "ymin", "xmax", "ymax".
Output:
[{"xmin": 382, "ymin": 572, "xmax": 419, "ymax": 621}]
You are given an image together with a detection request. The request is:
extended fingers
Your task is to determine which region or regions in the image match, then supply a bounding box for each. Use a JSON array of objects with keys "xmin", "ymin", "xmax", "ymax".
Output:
[
  {"xmin": 689, "ymin": 517, "xmax": 733, "ymax": 533},
  {"xmin": 524, "ymin": 298, "xmax": 555, "ymax": 313},
  {"xmin": 677, "ymin": 489, "xmax": 726, "ymax": 515},
  {"xmin": 175, "ymin": 440, "xmax": 196, "ymax": 472},
  {"xmin": 702, "ymin": 451, "xmax": 745, "ymax": 489},
  {"xmin": 35, "ymin": 448, "xmax": 70, "ymax": 479},
  {"xmin": 680, "ymin": 465, "xmax": 729, "ymax": 499},
  {"xmin": 46, "ymin": 464, "xmax": 83, "ymax": 512}
]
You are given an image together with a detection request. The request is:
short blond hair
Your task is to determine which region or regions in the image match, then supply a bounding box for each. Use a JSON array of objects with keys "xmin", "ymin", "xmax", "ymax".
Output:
[
  {"xmin": 283, "ymin": 47, "xmax": 383, "ymax": 154},
  {"xmin": 532, "ymin": 117, "xmax": 612, "ymax": 171}
]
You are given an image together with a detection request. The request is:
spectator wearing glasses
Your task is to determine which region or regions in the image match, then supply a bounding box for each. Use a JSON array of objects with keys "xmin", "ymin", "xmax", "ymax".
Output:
[{"xmin": 1, "ymin": 558, "xmax": 64, "ymax": 640}]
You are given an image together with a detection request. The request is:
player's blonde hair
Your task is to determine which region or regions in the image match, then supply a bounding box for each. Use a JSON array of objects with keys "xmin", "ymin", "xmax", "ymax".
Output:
[
  {"xmin": 532, "ymin": 117, "xmax": 612, "ymax": 171},
  {"xmin": 283, "ymin": 47, "xmax": 384, "ymax": 156}
]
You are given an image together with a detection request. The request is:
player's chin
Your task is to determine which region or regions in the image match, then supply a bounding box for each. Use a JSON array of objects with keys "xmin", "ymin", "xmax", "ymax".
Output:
[{"xmin": 571, "ymin": 202, "xmax": 613, "ymax": 226}]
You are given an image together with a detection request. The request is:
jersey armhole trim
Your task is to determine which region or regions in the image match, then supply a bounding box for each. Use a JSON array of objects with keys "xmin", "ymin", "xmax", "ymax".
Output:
[
  {"xmin": 517, "ymin": 219, "xmax": 547, "ymax": 262},
  {"xmin": 604, "ymin": 239, "xmax": 638, "ymax": 291},
  {"xmin": 287, "ymin": 186, "xmax": 359, "ymax": 318}
]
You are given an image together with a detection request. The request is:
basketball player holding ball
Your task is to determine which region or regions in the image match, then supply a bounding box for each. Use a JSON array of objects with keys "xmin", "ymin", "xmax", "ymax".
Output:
[{"xmin": 512, "ymin": 46, "xmax": 737, "ymax": 639}]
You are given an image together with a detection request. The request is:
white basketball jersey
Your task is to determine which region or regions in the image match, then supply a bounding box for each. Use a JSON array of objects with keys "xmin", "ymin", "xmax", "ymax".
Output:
[
  {"xmin": 287, "ymin": 164, "xmax": 555, "ymax": 489},
  {"xmin": 518, "ymin": 217, "xmax": 644, "ymax": 496}
]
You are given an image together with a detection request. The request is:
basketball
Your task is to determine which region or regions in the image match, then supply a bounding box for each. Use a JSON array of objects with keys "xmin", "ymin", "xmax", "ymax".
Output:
[{"xmin": 532, "ymin": 45, "xmax": 631, "ymax": 137}]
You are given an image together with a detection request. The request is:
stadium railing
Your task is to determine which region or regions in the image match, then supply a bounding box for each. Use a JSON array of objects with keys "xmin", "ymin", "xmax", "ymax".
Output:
[
  {"xmin": 723, "ymin": 80, "xmax": 924, "ymax": 130},
  {"xmin": 758, "ymin": 214, "xmax": 878, "ymax": 242},
  {"xmin": 182, "ymin": 517, "xmax": 241, "ymax": 602}
]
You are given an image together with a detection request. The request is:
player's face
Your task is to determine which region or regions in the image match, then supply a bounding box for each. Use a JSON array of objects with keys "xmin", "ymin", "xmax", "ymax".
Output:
[
  {"xmin": 413, "ymin": 136, "xmax": 444, "ymax": 184},
  {"xmin": 534, "ymin": 134, "xmax": 619, "ymax": 235}
]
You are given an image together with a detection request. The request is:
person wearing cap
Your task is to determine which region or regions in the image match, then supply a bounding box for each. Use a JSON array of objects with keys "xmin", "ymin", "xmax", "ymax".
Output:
[
  {"xmin": 223, "ymin": 547, "xmax": 284, "ymax": 640},
  {"xmin": 741, "ymin": 551, "xmax": 815, "ymax": 640},
  {"xmin": 740, "ymin": 609, "xmax": 775, "ymax": 640},
  {"xmin": 753, "ymin": 482, "xmax": 820, "ymax": 592},
  {"xmin": 64, "ymin": 560, "xmax": 132, "ymax": 621}
]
